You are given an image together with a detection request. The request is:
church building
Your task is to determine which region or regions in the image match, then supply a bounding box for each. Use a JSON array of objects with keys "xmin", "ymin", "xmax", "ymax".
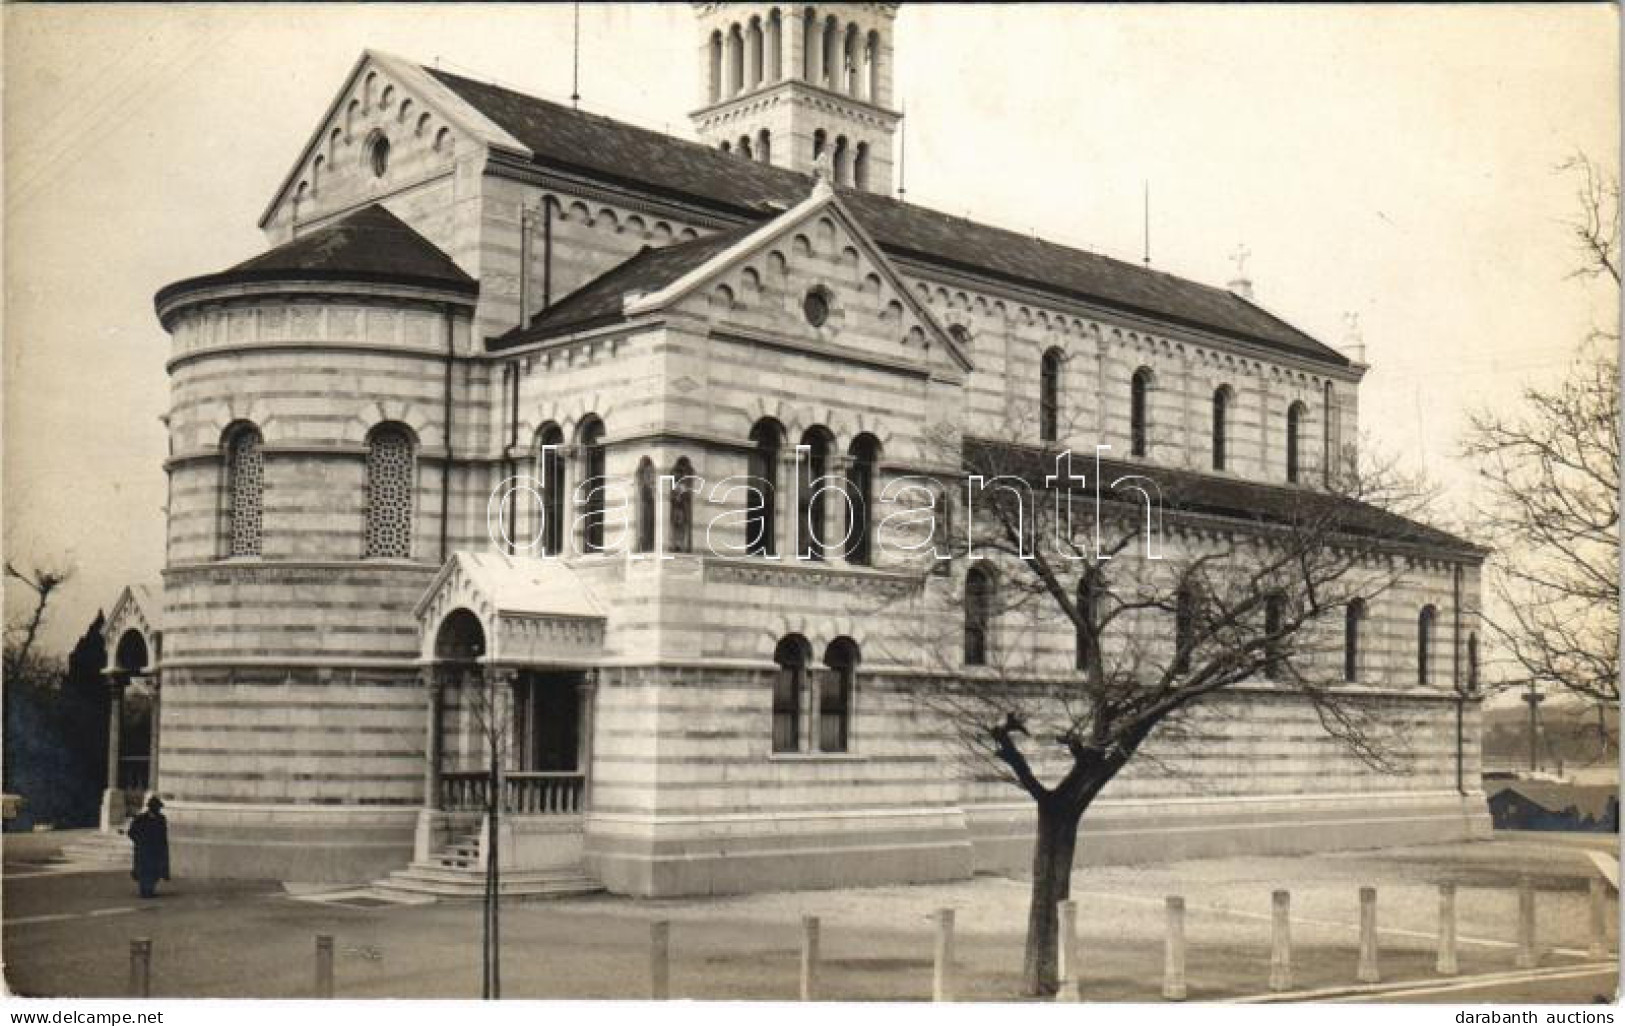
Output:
[{"xmin": 100, "ymin": 4, "xmax": 1491, "ymax": 894}]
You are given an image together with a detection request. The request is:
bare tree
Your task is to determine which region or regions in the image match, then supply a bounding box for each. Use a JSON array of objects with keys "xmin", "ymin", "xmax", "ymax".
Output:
[
  {"xmin": 1462, "ymin": 153, "xmax": 1619, "ymax": 720},
  {"xmin": 460, "ymin": 669, "xmax": 512, "ymax": 999},
  {"xmin": 885, "ymin": 416, "xmax": 1449, "ymax": 996},
  {"xmin": 4, "ymin": 561, "xmax": 73, "ymax": 680}
]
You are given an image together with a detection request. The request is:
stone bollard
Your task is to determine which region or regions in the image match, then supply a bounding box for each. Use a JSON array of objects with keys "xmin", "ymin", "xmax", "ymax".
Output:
[
  {"xmin": 1163, "ymin": 896, "xmax": 1187, "ymax": 1002},
  {"xmin": 314, "ymin": 934, "xmax": 335, "ymax": 999},
  {"xmin": 1055, "ymin": 900, "xmax": 1080, "ymax": 1002},
  {"xmin": 650, "ymin": 920, "xmax": 671, "ymax": 1000},
  {"xmin": 1516, "ymin": 876, "xmax": 1538, "ymax": 969},
  {"xmin": 932, "ymin": 908, "xmax": 954, "ymax": 1002},
  {"xmin": 1356, "ymin": 887, "xmax": 1380, "ymax": 984},
  {"xmin": 1589, "ymin": 877, "xmax": 1610, "ymax": 959},
  {"xmin": 128, "ymin": 937, "xmax": 152, "ymax": 998},
  {"xmin": 1269, "ymin": 889, "xmax": 1292, "ymax": 992},
  {"xmin": 1436, "ymin": 883, "xmax": 1459, "ymax": 976},
  {"xmin": 800, "ymin": 915, "xmax": 820, "ymax": 1001}
]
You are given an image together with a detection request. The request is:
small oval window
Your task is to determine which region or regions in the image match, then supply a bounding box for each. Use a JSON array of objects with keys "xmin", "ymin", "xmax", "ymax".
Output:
[
  {"xmin": 803, "ymin": 288, "xmax": 830, "ymax": 328},
  {"xmin": 370, "ymin": 136, "xmax": 391, "ymax": 178}
]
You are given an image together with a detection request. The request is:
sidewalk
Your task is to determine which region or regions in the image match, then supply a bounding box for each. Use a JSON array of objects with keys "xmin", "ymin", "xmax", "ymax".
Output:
[{"xmin": 3, "ymin": 833, "xmax": 1617, "ymax": 1001}]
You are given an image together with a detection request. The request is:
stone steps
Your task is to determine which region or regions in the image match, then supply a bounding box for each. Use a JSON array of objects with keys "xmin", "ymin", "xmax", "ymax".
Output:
[{"xmin": 55, "ymin": 831, "xmax": 131, "ymax": 867}]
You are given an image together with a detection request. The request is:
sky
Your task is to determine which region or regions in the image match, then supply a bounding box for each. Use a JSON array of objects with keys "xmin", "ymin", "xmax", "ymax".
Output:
[{"xmin": 3, "ymin": 2, "xmax": 1618, "ymax": 656}]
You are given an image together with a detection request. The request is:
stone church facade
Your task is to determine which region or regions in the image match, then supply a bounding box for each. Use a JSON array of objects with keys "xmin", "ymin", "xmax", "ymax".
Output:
[{"xmin": 101, "ymin": 4, "xmax": 1491, "ymax": 893}]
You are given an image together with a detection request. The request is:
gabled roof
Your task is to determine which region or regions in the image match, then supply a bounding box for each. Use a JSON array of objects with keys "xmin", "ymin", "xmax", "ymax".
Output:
[
  {"xmin": 156, "ymin": 204, "xmax": 475, "ymax": 321},
  {"xmin": 426, "ymin": 66, "xmax": 1350, "ymax": 368},
  {"xmin": 413, "ymin": 551, "xmax": 608, "ymax": 622},
  {"xmin": 963, "ymin": 439, "xmax": 1487, "ymax": 557},
  {"xmin": 493, "ymin": 224, "xmax": 757, "ymax": 347}
]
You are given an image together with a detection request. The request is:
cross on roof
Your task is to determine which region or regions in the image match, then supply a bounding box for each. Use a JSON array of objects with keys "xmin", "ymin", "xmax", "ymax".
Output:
[{"xmin": 1229, "ymin": 243, "xmax": 1251, "ymax": 279}]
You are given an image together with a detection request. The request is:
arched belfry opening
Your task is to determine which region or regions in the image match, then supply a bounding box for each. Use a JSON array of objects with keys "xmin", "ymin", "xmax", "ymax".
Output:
[{"xmin": 690, "ymin": 3, "xmax": 902, "ymax": 194}]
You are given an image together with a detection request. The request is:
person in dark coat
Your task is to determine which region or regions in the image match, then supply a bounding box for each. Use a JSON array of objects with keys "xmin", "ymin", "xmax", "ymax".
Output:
[{"xmin": 127, "ymin": 796, "xmax": 170, "ymax": 898}]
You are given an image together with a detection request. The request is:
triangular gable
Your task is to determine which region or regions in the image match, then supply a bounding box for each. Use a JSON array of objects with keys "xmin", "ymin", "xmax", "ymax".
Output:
[
  {"xmin": 104, "ymin": 584, "xmax": 163, "ymax": 672},
  {"xmin": 415, "ymin": 552, "xmax": 607, "ymax": 667},
  {"xmin": 258, "ymin": 50, "xmax": 533, "ymax": 230},
  {"xmin": 624, "ymin": 178, "xmax": 974, "ymax": 375}
]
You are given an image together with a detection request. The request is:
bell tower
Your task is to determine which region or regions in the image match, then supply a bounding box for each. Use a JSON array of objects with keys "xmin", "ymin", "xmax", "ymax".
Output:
[{"xmin": 691, "ymin": 3, "xmax": 901, "ymax": 195}]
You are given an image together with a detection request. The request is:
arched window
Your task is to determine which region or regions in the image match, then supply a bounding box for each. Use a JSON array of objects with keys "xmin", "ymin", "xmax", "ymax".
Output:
[
  {"xmin": 1286, "ymin": 401, "xmax": 1307, "ymax": 483},
  {"xmin": 833, "ymin": 135, "xmax": 850, "ymax": 186},
  {"xmin": 964, "ymin": 566, "xmax": 994, "ymax": 666},
  {"xmin": 708, "ymin": 31, "xmax": 723, "ymax": 103},
  {"xmin": 1174, "ymin": 584, "xmax": 1196, "ymax": 674},
  {"xmin": 1417, "ymin": 604, "xmax": 1437, "ymax": 686},
  {"xmin": 364, "ymin": 424, "xmax": 415, "ymax": 558},
  {"xmin": 222, "ymin": 423, "xmax": 264, "ymax": 558},
  {"xmin": 812, "ymin": 128, "xmax": 827, "ymax": 161},
  {"xmin": 821, "ymin": 637, "xmax": 859, "ymax": 752},
  {"xmin": 634, "ymin": 458, "xmax": 656, "ymax": 554},
  {"xmin": 1212, "ymin": 386, "xmax": 1233, "ymax": 471},
  {"xmin": 1131, "ymin": 367, "xmax": 1153, "ymax": 457},
  {"xmin": 536, "ymin": 424, "xmax": 565, "ymax": 555},
  {"xmin": 578, "ymin": 417, "xmax": 606, "ymax": 554},
  {"xmin": 843, "ymin": 23, "xmax": 860, "ymax": 93},
  {"xmin": 866, "ymin": 30, "xmax": 880, "ymax": 101},
  {"xmin": 727, "ymin": 24, "xmax": 745, "ymax": 95},
  {"xmin": 1075, "ymin": 575, "xmax": 1100, "ymax": 673},
  {"xmin": 1040, "ymin": 347, "xmax": 1063, "ymax": 443},
  {"xmin": 1323, "ymin": 381, "xmax": 1336, "ymax": 486},
  {"xmin": 670, "ymin": 457, "xmax": 696, "ymax": 554},
  {"xmin": 853, "ymin": 142, "xmax": 869, "ymax": 190},
  {"xmin": 1344, "ymin": 599, "xmax": 1366, "ymax": 683},
  {"xmin": 748, "ymin": 419, "xmax": 782, "ymax": 556},
  {"xmin": 757, "ymin": 128, "xmax": 773, "ymax": 164},
  {"xmin": 798, "ymin": 426, "xmax": 833, "ymax": 560},
  {"xmin": 766, "ymin": 10, "xmax": 783, "ymax": 80},
  {"xmin": 822, "ymin": 16, "xmax": 839, "ymax": 86},
  {"xmin": 802, "ymin": 8, "xmax": 818, "ymax": 81},
  {"xmin": 846, "ymin": 434, "xmax": 880, "ymax": 565},
  {"xmin": 773, "ymin": 634, "xmax": 811, "ymax": 753},
  {"xmin": 1467, "ymin": 632, "xmax": 1479, "ymax": 692},
  {"xmin": 1263, "ymin": 592, "xmax": 1286, "ymax": 681},
  {"xmin": 747, "ymin": 17, "xmax": 764, "ymax": 89},
  {"xmin": 738, "ymin": 135, "xmax": 753, "ymax": 160}
]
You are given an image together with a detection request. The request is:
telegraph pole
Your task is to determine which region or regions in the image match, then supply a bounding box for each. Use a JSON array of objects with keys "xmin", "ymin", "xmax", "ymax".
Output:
[{"xmin": 1522, "ymin": 682, "xmax": 1544, "ymax": 773}]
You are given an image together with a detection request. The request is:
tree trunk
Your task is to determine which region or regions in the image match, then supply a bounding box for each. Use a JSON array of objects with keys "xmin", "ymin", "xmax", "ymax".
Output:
[{"xmin": 1022, "ymin": 799, "xmax": 1082, "ymax": 996}]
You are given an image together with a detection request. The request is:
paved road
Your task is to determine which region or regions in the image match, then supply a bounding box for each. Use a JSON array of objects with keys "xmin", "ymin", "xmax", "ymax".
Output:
[{"xmin": 3, "ymin": 830, "xmax": 1618, "ymax": 1001}]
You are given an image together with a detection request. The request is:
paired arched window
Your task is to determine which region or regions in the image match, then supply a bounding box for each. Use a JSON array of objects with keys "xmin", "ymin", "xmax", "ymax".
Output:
[
  {"xmin": 1417, "ymin": 605, "xmax": 1437, "ymax": 686},
  {"xmin": 748, "ymin": 419, "xmax": 782, "ymax": 556},
  {"xmin": 223, "ymin": 423, "xmax": 264, "ymax": 558},
  {"xmin": 1212, "ymin": 386, "xmax": 1233, "ymax": 472},
  {"xmin": 364, "ymin": 424, "xmax": 415, "ymax": 558},
  {"xmin": 1263, "ymin": 592, "xmax": 1286, "ymax": 681},
  {"xmin": 798, "ymin": 426, "xmax": 833, "ymax": 560},
  {"xmin": 578, "ymin": 417, "xmax": 606, "ymax": 553},
  {"xmin": 1286, "ymin": 401, "xmax": 1307, "ymax": 483},
  {"xmin": 536, "ymin": 424, "xmax": 565, "ymax": 556},
  {"xmin": 820, "ymin": 637, "xmax": 859, "ymax": 753},
  {"xmin": 670, "ymin": 457, "xmax": 696, "ymax": 554},
  {"xmin": 1174, "ymin": 584, "xmax": 1196, "ymax": 674},
  {"xmin": 1039, "ymin": 348, "xmax": 1063, "ymax": 443},
  {"xmin": 845, "ymin": 434, "xmax": 880, "ymax": 565},
  {"xmin": 634, "ymin": 458, "xmax": 657, "ymax": 554},
  {"xmin": 1344, "ymin": 599, "xmax": 1366, "ymax": 683},
  {"xmin": 964, "ymin": 566, "xmax": 994, "ymax": 666},
  {"xmin": 1131, "ymin": 367, "xmax": 1153, "ymax": 458},
  {"xmin": 773, "ymin": 634, "xmax": 810, "ymax": 754}
]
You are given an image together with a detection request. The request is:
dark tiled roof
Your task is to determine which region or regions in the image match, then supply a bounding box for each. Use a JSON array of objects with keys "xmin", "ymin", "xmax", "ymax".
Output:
[
  {"xmin": 964, "ymin": 439, "xmax": 1485, "ymax": 555},
  {"xmin": 156, "ymin": 204, "xmax": 475, "ymax": 316},
  {"xmin": 492, "ymin": 225, "xmax": 757, "ymax": 349},
  {"xmin": 1488, "ymin": 782, "xmax": 1620, "ymax": 821},
  {"xmin": 428, "ymin": 68, "xmax": 1348, "ymax": 367}
]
